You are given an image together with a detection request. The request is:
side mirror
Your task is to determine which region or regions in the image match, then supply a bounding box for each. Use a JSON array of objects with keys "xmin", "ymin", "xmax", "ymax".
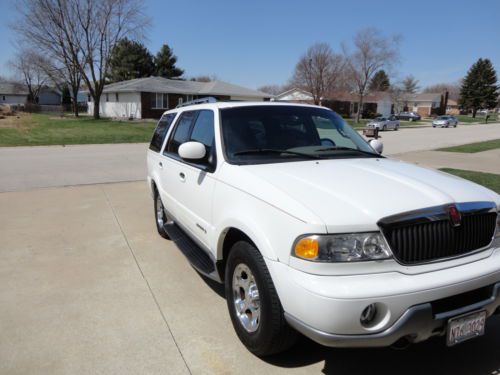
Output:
[
  {"xmin": 178, "ymin": 141, "xmax": 206, "ymax": 161},
  {"xmin": 369, "ymin": 139, "xmax": 383, "ymax": 154}
]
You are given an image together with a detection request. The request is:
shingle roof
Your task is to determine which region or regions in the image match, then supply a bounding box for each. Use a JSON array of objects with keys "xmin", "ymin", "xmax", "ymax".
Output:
[
  {"xmin": 100, "ymin": 76, "xmax": 270, "ymax": 98},
  {"xmin": 0, "ymin": 82, "xmax": 29, "ymax": 95},
  {"xmin": 411, "ymin": 93, "xmax": 442, "ymax": 102}
]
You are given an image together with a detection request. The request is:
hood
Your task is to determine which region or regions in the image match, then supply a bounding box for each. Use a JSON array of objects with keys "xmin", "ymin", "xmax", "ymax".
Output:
[{"xmin": 220, "ymin": 158, "xmax": 499, "ymax": 232}]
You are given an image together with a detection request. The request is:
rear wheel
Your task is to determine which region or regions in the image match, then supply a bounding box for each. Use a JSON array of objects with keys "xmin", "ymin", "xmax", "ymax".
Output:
[
  {"xmin": 225, "ymin": 241, "xmax": 297, "ymax": 356},
  {"xmin": 154, "ymin": 189, "xmax": 170, "ymax": 239}
]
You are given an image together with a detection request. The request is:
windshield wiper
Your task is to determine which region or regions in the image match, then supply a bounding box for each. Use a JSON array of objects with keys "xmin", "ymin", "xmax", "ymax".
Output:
[
  {"xmin": 233, "ymin": 148, "xmax": 322, "ymax": 159},
  {"xmin": 315, "ymin": 146, "xmax": 381, "ymax": 157}
]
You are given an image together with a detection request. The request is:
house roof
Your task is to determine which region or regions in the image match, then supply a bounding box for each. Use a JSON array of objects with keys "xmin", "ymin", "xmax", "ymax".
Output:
[
  {"xmin": 0, "ymin": 82, "xmax": 29, "ymax": 95},
  {"xmin": 99, "ymin": 76, "xmax": 270, "ymax": 98}
]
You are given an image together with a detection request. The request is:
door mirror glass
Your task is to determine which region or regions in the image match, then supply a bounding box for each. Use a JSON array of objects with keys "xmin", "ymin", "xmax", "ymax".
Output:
[{"xmin": 178, "ymin": 141, "xmax": 206, "ymax": 161}]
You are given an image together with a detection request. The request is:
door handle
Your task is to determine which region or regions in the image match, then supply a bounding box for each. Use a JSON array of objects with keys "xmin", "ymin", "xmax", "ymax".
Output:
[
  {"xmin": 179, "ymin": 172, "xmax": 185, "ymax": 182},
  {"xmin": 158, "ymin": 162, "xmax": 163, "ymax": 169}
]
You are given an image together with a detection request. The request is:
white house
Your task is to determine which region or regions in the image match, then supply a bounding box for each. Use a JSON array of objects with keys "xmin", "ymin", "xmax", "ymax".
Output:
[
  {"xmin": 408, "ymin": 93, "xmax": 442, "ymax": 116},
  {"xmin": 274, "ymin": 88, "xmax": 314, "ymax": 103},
  {"xmin": 86, "ymin": 77, "xmax": 272, "ymax": 119},
  {"xmin": 0, "ymin": 82, "xmax": 28, "ymax": 105}
]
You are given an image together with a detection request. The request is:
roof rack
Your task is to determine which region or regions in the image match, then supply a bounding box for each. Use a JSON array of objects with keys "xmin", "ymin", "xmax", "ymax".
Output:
[{"xmin": 176, "ymin": 96, "xmax": 217, "ymax": 108}]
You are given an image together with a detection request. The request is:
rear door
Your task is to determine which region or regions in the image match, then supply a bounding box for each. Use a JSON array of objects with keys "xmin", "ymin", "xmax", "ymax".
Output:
[{"xmin": 147, "ymin": 112, "xmax": 177, "ymax": 202}]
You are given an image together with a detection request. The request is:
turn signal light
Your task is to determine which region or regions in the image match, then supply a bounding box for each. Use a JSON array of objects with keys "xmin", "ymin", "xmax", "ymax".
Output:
[{"xmin": 294, "ymin": 237, "xmax": 319, "ymax": 259}]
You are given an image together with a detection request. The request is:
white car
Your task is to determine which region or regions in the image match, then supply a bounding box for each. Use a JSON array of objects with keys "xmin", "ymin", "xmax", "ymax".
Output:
[
  {"xmin": 433, "ymin": 115, "xmax": 458, "ymax": 128},
  {"xmin": 367, "ymin": 115, "xmax": 400, "ymax": 131},
  {"xmin": 147, "ymin": 99, "xmax": 500, "ymax": 356}
]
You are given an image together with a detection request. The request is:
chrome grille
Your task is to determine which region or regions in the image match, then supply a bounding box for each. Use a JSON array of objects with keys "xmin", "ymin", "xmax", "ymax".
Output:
[{"xmin": 379, "ymin": 202, "xmax": 497, "ymax": 264}]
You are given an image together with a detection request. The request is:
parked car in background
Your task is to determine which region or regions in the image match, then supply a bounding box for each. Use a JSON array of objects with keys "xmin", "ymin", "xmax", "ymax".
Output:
[
  {"xmin": 433, "ymin": 115, "xmax": 458, "ymax": 128},
  {"xmin": 367, "ymin": 115, "xmax": 400, "ymax": 131},
  {"xmin": 397, "ymin": 112, "xmax": 421, "ymax": 121}
]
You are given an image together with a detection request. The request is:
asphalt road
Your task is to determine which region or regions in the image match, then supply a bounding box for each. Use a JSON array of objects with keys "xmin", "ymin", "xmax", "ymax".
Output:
[
  {"xmin": 1, "ymin": 181, "xmax": 499, "ymax": 375},
  {"xmin": 0, "ymin": 123, "xmax": 499, "ymax": 192}
]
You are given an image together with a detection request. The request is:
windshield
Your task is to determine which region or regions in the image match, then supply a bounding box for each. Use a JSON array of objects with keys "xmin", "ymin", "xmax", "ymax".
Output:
[
  {"xmin": 220, "ymin": 105, "xmax": 378, "ymax": 164},
  {"xmin": 374, "ymin": 117, "xmax": 386, "ymax": 121},
  {"xmin": 437, "ymin": 116, "xmax": 449, "ymax": 120}
]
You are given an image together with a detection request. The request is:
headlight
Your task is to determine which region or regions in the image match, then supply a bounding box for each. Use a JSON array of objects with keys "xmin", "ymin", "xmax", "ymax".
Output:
[
  {"xmin": 293, "ymin": 233, "xmax": 393, "ymax": 262},
  {"xmin": 493, "ymin": 214, "xmax": 500, "ymax": 248}
]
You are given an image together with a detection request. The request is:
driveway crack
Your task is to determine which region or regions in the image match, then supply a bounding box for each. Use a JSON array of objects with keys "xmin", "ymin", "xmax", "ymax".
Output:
[{"xmin": 101, "ymin": 187, "xmax": 192, "ymax": 375}]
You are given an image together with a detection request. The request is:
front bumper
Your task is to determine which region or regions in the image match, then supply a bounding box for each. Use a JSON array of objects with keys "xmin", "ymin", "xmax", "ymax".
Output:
[
  {"xmin": 285, "ymin": 282, "xmax": 500, "ymax": 347},
  {"xmin": 266, "ymin": 248, "xmax": 500, "ymax": 347}
]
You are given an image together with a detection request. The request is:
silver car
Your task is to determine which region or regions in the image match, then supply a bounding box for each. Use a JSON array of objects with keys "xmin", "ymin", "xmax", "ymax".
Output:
[
  {"xmin": 432, "ymin": 115, "xmax": 458, "ymax": 128},
  {"xmin": 367, "ymin": 115, "xmax": 400, "ymax": 131}
]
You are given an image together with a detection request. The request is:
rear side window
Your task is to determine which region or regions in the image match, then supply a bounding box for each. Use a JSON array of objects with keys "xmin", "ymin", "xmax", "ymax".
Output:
[
  {"xmin": 149, "ymin": 113, "xmax": 176, "ymax": 152},
  {"xmin": 167, "ymin": 111, "xmax": 197, "ymax": 154}
]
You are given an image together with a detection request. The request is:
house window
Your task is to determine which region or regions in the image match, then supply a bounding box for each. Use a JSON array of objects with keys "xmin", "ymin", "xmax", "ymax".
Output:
[
  {"xmin": 106, "ymin": 94, "xmax": 109, "ymax": 102},
  {"xmin": 2, "ymin": 96, "xmax": 5, "ymax": 101},
  {"xmin": 115, "ymin": 93, "xmax": 119, "ymax": 102},
  {"xmin": 87, "ymin": 95, "xmax": 91, "ymax": 102},
  {"xmin": 151, "ymin": 93, "xmax": 169, "ymax": 109}
]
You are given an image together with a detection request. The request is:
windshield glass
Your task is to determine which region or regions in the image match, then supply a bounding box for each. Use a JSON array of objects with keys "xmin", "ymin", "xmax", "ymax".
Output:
[
  {"xmin": 437, "ymin": 116, "xmax": 448, "ymax": 120},
  {"xmin": 220, "ymin": 105, "xmax": 378, "ymax": 164}
]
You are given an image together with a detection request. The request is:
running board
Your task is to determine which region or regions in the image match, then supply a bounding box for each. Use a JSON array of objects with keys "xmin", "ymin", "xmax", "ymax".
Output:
[{"xmin": 163, "ymin": 222, "xmax": 220, "ymax": 282}]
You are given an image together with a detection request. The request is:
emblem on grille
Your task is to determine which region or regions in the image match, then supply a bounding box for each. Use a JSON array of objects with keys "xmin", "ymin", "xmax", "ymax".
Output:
[{"xmin": 448, "ymin": 205, "xmax": 462, "ymax": 227}]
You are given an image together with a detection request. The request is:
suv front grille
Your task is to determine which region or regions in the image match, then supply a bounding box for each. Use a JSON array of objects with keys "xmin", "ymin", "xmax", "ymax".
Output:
[{"xmin": 379, "ymin": 203, "xmax": 497, "ymax": 265}]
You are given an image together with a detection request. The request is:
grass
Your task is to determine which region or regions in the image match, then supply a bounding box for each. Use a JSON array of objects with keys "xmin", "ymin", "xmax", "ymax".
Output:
[
  {"xmin": 440, "ymin": 168, "xmax": 500, "ymax": 193},
  {"xmin": 0, "ymin": 112, "xmax": 156, "ymax": 146},
  {"xmin": 455, "ymin": 114, "xmax": 499, "ymax": 124},
  {"xmin": 437, "ymin": 139, "xmax": 500, "ymax": 153}
]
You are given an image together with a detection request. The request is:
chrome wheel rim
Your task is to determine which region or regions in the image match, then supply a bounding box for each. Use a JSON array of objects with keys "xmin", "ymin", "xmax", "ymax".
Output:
[
  {"xmin": 156, "ymin": 195, "xmax": 165, "ymax": 227},
  {"xmin": 232, "ymin": 263, "xmax": 261, "ymax": 333}
]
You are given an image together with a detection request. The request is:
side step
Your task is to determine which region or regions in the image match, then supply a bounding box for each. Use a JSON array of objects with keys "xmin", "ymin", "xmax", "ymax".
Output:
[{"xmin": 163, "ymin": 222, "xmax": 219, "ymax": 281}]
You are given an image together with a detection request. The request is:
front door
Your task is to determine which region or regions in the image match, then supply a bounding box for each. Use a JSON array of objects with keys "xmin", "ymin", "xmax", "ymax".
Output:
[{"xmin": 161, "ymin": 109, "xmax": 217, "ymax": 250}]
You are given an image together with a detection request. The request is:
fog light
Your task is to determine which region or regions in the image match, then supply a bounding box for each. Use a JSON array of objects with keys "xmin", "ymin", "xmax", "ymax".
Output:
[{"xmin": 360, "ymin": 304, "xmax": 377, "ymax": 326}]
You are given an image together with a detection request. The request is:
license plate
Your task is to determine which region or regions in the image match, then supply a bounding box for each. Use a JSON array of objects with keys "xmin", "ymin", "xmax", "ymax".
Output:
[{"xmin": 447, "ymin": 310, "xmax": 486, "ymax": 346}]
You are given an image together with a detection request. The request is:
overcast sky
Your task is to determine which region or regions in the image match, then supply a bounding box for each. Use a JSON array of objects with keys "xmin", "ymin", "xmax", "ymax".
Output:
[{"xmin": 1, "ymin": 0, "xmax": 499, "ymax": 90}]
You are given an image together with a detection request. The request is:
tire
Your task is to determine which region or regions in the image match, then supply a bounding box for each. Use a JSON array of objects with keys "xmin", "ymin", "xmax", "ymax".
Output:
[
  {"xmin": 382, "ymin": 125, "xmax": 387, "ymax": 131},
  {"xmin": 395, "ymin": 124, "xmax": 399, "ymax": 131},
  {"xmin": 225, "ymin": 241, "xmax": 297, "ymax": 356},
  {"xmin": 153, "ymin": 188, "xmax": 170, "ymax": 239}
]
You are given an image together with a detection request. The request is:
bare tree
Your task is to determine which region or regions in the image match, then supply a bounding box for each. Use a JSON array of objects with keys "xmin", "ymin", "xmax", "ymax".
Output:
[
  {"xmin": 9, "ymin": 50, "xmax": 48, "ymax": 103},
  {"xmin": 292, "ymin": 43, "xmax": 344, "ymax": 105},
  {"xmin": 423, "ymin": 82, "xmax": 461, "ymax": 100},
  {"xmin": 14, "ymin": 0, "xmax": 149, "ymax": 119},
  {"xmin": 257, "ymin": 84, "xmax": 284, "ymax": 96},
  {"xmin": 401, "ymin": 75, "xmax": 420, "ymax": 94},
  {"xmin": 343, "ymin": 28, "xmax": 400, "ymax": 123}
]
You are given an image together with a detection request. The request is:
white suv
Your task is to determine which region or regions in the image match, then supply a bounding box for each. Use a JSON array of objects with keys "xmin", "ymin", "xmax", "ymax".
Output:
[{"xmin": 147, "ymin": 100, "xmax": 500, "ymax": 356}]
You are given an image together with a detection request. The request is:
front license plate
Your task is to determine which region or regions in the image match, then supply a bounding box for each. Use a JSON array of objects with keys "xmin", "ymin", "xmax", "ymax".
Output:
[{"xmin": 446, "ymin": 310, "xmax": 486, "ymax": 346}]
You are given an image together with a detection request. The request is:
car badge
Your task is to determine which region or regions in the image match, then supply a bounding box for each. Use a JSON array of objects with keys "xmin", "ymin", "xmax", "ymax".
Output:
[{"xmin": 448, "ymin": 205, "xmax": 461, "ymax": 227}]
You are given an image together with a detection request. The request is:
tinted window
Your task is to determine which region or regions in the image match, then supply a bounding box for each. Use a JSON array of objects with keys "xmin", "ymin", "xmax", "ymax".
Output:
[
  {"xmin": 190, "ymin": 110, "xmax": 214, "ymax": 148},
  {"xmin": 167, "ymin": 111, "xmax": 197, "ymax": 154},
  {"xmin": 149, "ymin": 113, "xmax": 176, "ymax": 152}
]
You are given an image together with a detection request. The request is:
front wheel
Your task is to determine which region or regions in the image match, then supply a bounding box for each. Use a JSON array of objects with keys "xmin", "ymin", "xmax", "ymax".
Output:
[
  {"xmin": 154, "ymin": 189, "xmax": 170, "ymax": 239},
  {"xmin": 225, "ymin": 241, "xmax": 297, "ymax": 356},
  {"xmin": 394, "ymin": 124, "xmax": 399, "ymax": 131}
]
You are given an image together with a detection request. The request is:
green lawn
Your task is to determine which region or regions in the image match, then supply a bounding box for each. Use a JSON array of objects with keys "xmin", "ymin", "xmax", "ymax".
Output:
[
  {"xmin": 440, "ymin": 168, "xmax": 500, "ymax": 193},
  {"xmin": 437, "ymin": 139, "xmax": 500, "ymax": 153},
  {"xmin": 0, "ymin": 113, "xmax": 156, "ymax": 146},
  {"xmin": 455, "ymin": 114, "xmax": 499, "ymax": 124}
]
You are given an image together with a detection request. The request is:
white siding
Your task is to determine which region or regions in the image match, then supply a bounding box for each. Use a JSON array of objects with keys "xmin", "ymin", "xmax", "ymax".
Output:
[
  {"xmin": 0, "ymin": 94, "xmax": 27, "ymax": 105},
  {"xmin": 88, "ymin": 92, "xmax": 142, "ymax": 119},
  {"xmin": 376, "ymin": 100, "xmax": 392, "ymax": 117}
]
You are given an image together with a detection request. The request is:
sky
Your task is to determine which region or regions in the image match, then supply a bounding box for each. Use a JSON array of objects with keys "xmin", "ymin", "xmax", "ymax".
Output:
[{"xmin": 0, "ymin": 0, "xmax": 499, "ymax": 90}]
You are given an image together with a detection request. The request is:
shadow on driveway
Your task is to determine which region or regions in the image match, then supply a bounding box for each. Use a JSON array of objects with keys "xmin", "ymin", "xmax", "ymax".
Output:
[{"xmin": 266, "ymin": 316, "xmax": 500, "ymax": 375}]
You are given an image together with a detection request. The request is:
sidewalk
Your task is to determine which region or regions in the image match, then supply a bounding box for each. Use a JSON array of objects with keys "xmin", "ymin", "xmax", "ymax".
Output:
[{"xmin": 394, "ymin": 148, "xmax": 500, "ymax": 175}]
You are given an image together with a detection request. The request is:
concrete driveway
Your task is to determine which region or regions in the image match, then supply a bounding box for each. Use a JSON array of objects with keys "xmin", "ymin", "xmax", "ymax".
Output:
[{"xmin": 1, "ymin": 181, "xmax": 499, "ymax": 375}]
